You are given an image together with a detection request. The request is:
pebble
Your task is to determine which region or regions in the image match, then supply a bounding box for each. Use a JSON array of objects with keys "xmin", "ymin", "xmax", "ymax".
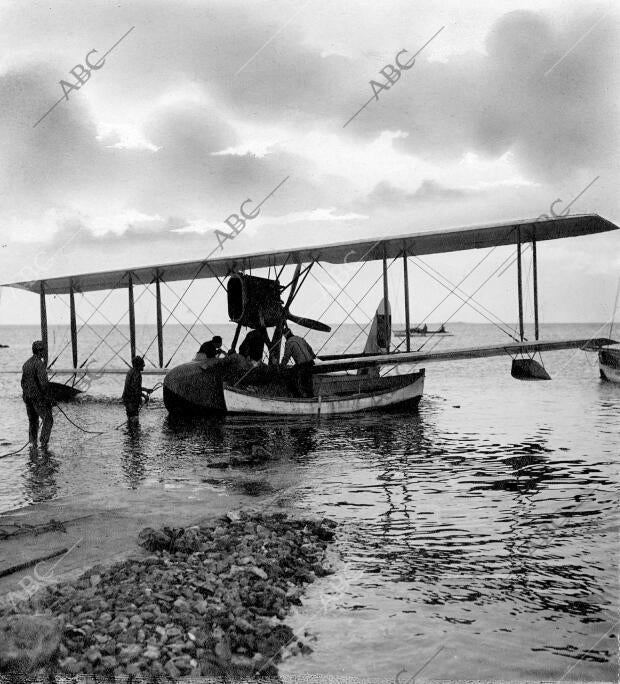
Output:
[{"xmin": 7, "ymin": 510, "xmax": 336, "ymax": 680}]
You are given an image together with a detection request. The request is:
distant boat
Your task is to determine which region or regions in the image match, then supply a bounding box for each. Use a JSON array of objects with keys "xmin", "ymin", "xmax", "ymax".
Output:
[
  {"xmin": 394, "ymin": 325, "xmax": 452, "ymax": 337},
  {"xmin": 0, "ymin": 344, "xmax": 8, "ymax": 348}
]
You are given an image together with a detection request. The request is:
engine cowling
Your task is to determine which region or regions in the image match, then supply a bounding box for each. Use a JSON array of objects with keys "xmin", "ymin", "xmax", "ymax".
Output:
[
  {"xmin": 227, "ymin": 273, "xmax": 283, "ymax": 329},
  {"xmin": 227, "ymin": 272, "xmax": 332, "ymax": 333}
]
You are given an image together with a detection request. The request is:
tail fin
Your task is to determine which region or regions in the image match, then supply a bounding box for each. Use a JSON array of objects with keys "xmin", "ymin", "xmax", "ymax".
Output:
[{"xmin": 358, "ymin": 298, "xmax": 391, "ymax": 375}]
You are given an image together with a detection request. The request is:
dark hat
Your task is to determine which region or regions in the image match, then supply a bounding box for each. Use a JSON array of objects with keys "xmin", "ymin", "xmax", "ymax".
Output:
[
  {"xmin": 32, "ymin": 340, "xmax": 46, "ymax": 354},
  {"xmin": 132, "ymin": 356, "xmax": 145, "ymax": 369}
]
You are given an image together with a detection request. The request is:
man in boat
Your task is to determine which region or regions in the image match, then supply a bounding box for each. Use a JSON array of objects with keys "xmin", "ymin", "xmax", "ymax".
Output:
[
  {"xmin": 21, "ymin": 340, "xmax": 54, "ymax": 448},
  {"xmin": 211, "ymin": 336, "xmax": 225, "ymax": 357},
  {"xmin": 280, "ymin": 327, "xmax": 316, "ymax": 397},
  {"xmin": 122, "ymin": 356, "xmax": 154, "ymax": 422},
  {"xmin": 194, "ymin": 340, "xmax": 219, "ymax": 363},
  {"xmin": 239, "ymin": 327, "xmax": 268, "ymax": 365}
]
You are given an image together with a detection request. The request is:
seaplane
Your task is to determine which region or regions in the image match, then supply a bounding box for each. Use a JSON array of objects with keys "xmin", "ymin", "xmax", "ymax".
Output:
[{"xmin": 1, "ymin": 214, "xmax": 617, "ymax": 416}]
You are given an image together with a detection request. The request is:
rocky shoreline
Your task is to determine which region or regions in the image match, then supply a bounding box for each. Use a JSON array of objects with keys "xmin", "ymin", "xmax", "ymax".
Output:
[{"xmin": 0, "ymin": 510, "xmax": 337, "ymax": 681}]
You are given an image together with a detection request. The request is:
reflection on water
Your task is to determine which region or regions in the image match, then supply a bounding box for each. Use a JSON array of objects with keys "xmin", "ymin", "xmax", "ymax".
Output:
[
  {"xmin": 23, "ymin": 447, "xmax": 60, "ymax": 503},
  {"xmin": 0, "ymin": 324, "xmax": 619, "ymax": 680},
  {"xmin": 120, "ymin": 423, "xmax": 149, "ymax": 489}
]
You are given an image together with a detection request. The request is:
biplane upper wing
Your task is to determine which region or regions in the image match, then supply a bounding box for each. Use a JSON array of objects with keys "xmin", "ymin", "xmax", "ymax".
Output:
[
  {"xmin": 2, "ymin": 214, "xmax": 616, "ymax": 295},
  {"xmin": 313, "ymin": 338, "xmax": 617, "ymax": 373}
]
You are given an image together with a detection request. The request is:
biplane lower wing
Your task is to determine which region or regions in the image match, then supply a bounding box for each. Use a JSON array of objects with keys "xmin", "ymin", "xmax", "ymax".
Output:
[{"xmin": 313, "ymin": 338, "xmax": 617, "ymax": 374}]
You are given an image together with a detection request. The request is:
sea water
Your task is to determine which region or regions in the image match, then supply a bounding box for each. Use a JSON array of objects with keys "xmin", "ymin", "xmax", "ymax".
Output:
[{"xmin": 0, "ymin": 323, "xmax": 618, "ymax": 680}]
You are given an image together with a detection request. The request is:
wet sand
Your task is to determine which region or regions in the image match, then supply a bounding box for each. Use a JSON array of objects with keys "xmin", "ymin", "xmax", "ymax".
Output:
[
  {"xmin": 0, "ymin": 483, "xmax": 256, "ymax": 605},
  {"xmin": 0, "ymin": 484, "xmax": 339, "ymax": 680}
]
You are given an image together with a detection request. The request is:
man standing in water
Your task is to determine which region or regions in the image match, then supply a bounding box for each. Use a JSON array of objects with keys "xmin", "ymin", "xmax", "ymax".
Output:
[
  {"xmin": 21, "ymin": 340, "xmax": 54, "ymax": 448},
  {"xmin": 122, "ymin": 356, "xmax": 153, "ymax": 423},
  {"xmin": 280, "ymin": 327, "xmax": 316, "ymax": 397}
]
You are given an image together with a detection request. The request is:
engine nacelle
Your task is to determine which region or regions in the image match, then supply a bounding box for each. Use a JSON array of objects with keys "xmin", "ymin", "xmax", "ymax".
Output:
[{"xmin": 227, "ymin": 273, "xmax": 283, "ymax": 329}]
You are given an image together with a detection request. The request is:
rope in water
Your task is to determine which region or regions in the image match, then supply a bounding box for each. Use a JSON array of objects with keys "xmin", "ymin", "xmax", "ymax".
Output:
[
  {"xmin": 0, "ymin": 441, "xmax": 31, "ymax": 460},
  {"xmin": 54, "ymin": 404, "xmax": 106, "ymax": 435},
  {"xmin": 0, "ymin": 382, "xmax": 164, "ymax": 459}
]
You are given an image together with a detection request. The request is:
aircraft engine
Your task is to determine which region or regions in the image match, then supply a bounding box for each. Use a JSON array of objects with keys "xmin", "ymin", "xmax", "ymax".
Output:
[
  {"xmin": 228, "ymin": 273, "xmax": 282, "ymax": 328},
  {"xmin": 227, "ymin": 273, "xmax": 331, "ymax": 332}
]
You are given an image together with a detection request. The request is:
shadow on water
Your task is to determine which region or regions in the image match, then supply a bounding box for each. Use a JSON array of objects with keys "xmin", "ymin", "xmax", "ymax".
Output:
[
  {"xmin": 120, "ymin": 422, "xmax": 149, "ymax": 489},
  {"xmin": 23, "ymin": 447, "xmax": 60, "ymax": 504}
]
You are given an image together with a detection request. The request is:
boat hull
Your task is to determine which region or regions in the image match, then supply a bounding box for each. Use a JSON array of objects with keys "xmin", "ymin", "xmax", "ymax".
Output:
[
  {"xmin": 599, "ymin": 348, "xmax": 620, "ymax": 383},
  {"xmin": 223, "ymin": 370, "xmax": 425, "ymax": 415},
  {"xmin": 163, "ymin": 358, "xmax": 424, "ymax": 415}
]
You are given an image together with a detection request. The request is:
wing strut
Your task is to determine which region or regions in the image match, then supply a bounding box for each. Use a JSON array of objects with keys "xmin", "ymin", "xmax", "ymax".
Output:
[
  {"xmin": 382, "ymin": 246, "xmax": 390, "ymax": 352},
  {"xmin": 40, "ymin": 282, "xmax": 48, "ymax": 366},
  {"xmin": 69, "ymin": 282, "xmax": 78, "ymax": 369},
  {"xmin": 517, "ymin": 230, "xmax": 524, "ymax": 341},
  {"xmin": 128, "ymin": 274, "xmax": 136, "ymax": 359},
  {"xmin": 155, "ymin": 274, "xmax": 164, "ymax": 367},
  {"xmin": 533, "ymin": 235, "xmax": 539, "ymax": 340},
  {"xmin": 403, "ymin": 249, "xmax": 411, "ymax": 352}
]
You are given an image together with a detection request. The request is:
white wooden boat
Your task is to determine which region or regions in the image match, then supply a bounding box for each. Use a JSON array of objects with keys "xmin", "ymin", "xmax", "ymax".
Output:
[
  {"xmin": 223, "ymin": 370, "xmax": 425, "ymax": 415},
  {"xmin": 599, "ymin": 347, "xmax": 620, "ymax": 383}
]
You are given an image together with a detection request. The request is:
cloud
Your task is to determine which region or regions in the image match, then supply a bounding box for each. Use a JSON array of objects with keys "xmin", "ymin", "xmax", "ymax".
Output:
[
  {"xmin": 0, "ymin": 0, "xmax": 618, "ymax": 325},
  {"xmin": 363, "ymin": 179, "xmax": 472, "ymax": 209}
]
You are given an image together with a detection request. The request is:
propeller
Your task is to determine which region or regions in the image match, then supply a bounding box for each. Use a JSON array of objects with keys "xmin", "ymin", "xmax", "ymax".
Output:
[
  {"xmin": 285, "ymin": 312, "xmax": 331, "ymax": 333},
  {"xmin": 281, "ymin": 264, "xmax": 331, "ymax": 332},
  {"xmin": 227, "ymin": 271, "xmax": 331, "ymax": 333}
]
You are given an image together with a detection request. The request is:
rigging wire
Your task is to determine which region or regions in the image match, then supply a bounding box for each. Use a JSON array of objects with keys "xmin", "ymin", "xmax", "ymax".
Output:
[
  {"xmin": 315, "ymin": 262, "xmax": 374, "ymax": 325},
  {"xmin": 315, "ymin": 262, "xmax": 394, "ymax": 356},
  {"xmin": 416, "ymin": 244, "xmax": 530, "ymax": 352},
  {"xmin": 608, "ymin": 276, "xmax": 620, "ymax": 339},
  {"xmin": 411, "ymin": 249, "xmax": 520, "ymax": 341},
  {"xmin": 53, "ymin": 294, "xmax": 134, "ymax": 376},
  {"xmin": 412, "ymin": 257, "xmax": 521, "ymax": 349},
  {"xmin": 47, "ymin": 271, "xmax": 128, "ymax": 371}
]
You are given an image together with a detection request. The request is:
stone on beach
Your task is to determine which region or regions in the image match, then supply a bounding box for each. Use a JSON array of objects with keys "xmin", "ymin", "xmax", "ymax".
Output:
[{"xmin": 1, "ymin": 510, "xmax": 337, "ymax": 680}]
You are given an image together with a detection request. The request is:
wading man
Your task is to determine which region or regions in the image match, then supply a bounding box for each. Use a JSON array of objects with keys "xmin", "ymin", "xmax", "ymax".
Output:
[
  {"xmin": 280, "ymin": 327, "xmax": 316, "ymax": 397},
  {"xmin": 122, "ymin": 356, "xmax": 153, "ymax": 423},
  {"xmin": 21, "ymin": 340, "xmax": 54, "ymax": 448}
]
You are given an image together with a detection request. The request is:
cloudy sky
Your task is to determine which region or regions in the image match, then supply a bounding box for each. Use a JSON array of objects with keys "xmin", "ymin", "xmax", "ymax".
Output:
[{"xmin": 0, "ymin": 0, "xmax": 618, "ymax": 326}]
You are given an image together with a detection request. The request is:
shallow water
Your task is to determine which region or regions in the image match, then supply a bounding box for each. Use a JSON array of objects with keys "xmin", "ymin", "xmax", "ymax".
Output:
[{"xmin": 0, "ymin": 323, "xmax": 618, "ymax": 680}]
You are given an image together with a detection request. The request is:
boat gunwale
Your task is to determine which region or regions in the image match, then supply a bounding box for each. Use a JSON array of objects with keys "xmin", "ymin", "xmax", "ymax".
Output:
[{"xmin": 225, "ymin": 369, "xmax": 425, "ymax": 404}]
